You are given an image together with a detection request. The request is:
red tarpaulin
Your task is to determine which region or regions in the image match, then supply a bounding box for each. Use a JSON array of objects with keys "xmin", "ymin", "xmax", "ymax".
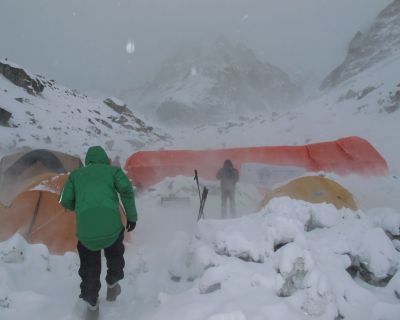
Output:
[{"xmin": 124, "ymin": 136, "xmax": 388, "ymax": 189}]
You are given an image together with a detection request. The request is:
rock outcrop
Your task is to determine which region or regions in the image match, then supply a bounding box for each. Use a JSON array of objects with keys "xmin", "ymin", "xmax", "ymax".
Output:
[
  {"xmin": 0, "ymin": 106, "xmax": 11, "ymax": 126},
  {"xmin": 0, "ymin": 61, "xmax": 45, "ymax": 95}
]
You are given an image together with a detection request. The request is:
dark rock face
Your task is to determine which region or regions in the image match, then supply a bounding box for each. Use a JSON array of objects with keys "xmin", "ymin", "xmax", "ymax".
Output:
[
  {"xmin": 103, "ymin": 98, "xmax": 133, "ymax": 116},
  {"xmin": 0, "ymin": 107, "xmax": 12, "ymax": 126},
  {"xmin": 0, "ymin": 61, "xmax": 45, "ymax": 95},
  {"xmin": 322, "ymin": 0, "xmax": 400, "ymax": 89},
  {"xmin": 384, "ymin": 89, "xmax": 400, "ymax": 113}
]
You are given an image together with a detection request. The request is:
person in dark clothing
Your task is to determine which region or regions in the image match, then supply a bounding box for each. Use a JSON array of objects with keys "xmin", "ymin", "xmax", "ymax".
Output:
[
  {"xmin": 216, "ymin": 159, "xmax": 239, "ymax": 218},
  {"xmin": 59, "ymin": 146, "xmax": 137, "ymax": 316}
]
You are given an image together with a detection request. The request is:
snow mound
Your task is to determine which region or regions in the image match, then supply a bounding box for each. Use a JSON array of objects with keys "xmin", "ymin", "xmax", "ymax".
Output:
[{"xmin": 160, "ymin": 197, "xmax": 400, "ymax": 319}]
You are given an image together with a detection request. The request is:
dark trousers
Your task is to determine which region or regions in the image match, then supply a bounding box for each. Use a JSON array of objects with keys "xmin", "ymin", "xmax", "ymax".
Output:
[
  {"xmin": 221, "ymin": 189, "xmax": 236, "ymax": 219},
  {"xmin": 77, "ymin": 229, "xmax": 125, "ymax": 303}
]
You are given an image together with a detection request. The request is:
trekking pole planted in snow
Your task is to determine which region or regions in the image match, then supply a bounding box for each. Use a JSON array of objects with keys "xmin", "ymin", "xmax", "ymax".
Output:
[
  {"xmin": 197, "ymin": 186, "xmax": 208, "ymax": 221},
  {"xmin": 194, "ymin": 169, "xmax": 201, "ymax": 202}
]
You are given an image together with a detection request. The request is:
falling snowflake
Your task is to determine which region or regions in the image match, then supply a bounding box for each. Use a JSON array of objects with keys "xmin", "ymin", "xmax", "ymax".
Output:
[{"xmin": 126, "ymin": 40, "xmax": 135, "ymax": 54}]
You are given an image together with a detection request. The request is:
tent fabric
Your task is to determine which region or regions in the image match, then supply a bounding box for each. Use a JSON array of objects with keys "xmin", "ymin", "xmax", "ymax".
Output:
[
  {"xmin": 239, "ymin": 163, "xmax": 307, "ymax": 189},
  {"xmin": 0, "ymin": 173, "xmax": 129, "ymax": 255},
  {"xmin": 3, "ymin": 149, "xmax": 66, "ymax": 177},
  {"xmin": 125, "ymin": 136, "xmax": 388, "ymax": 189},
  {"xmin": 0, "ymin": 149, "xmax": 83, "ymax": 206},
  {"xmin": 258, "ymin": 176, "xmax": 358, "ymax": 211},
  {"xmin": 0, "ymin": 174, "xmax": 77, "ymax": 254}
]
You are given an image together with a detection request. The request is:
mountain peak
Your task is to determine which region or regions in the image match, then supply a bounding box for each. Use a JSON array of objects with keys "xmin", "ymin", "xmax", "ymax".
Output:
[
  {"xmin": 322, "ymin": 0, "xmax": 400, "ymax": 89},
  {"xmin": 124, "ymin": 38, "xmax": 301, "ymax": 126}
]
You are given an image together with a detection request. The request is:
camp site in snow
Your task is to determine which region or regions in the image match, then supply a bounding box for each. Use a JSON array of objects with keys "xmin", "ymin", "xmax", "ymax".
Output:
[{"xmin": 0, "ymin": 1, "xmax": 400, "ymax": 319}]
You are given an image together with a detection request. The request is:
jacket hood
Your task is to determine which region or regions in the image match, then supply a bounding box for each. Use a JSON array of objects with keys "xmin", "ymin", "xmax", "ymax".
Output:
[
  {"xmin": 85, "ymin": 146, "xmax": 109, "ymax": 166},
  {"xmin": 223, "ymin": 159, "xmax": 233, "ymax": 168}
]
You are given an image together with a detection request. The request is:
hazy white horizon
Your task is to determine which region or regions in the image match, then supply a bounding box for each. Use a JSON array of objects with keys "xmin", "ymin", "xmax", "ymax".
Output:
[{"xmin": 0, "ymin": 0, "xmax": 392, "ymax": 96}]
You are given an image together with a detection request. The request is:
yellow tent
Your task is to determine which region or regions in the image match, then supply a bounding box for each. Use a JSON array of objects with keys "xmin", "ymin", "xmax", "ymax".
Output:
[{"xmin": 258, "ymin": 175, "xmax": 358, "ymax": 211}]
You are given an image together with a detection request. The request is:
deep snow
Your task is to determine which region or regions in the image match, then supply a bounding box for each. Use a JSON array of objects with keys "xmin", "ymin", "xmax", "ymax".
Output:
[{"xmin": 1, "ymin": 185, "xmax": 400, "ymax": 320}]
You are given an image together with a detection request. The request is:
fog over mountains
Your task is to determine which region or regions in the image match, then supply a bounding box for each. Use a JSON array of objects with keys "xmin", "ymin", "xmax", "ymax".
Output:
[
  {"xmin": 123, "ymin": 38, "xmax": 301, "ymax": 126},
  {"xmin": 0, "ymin": 1, "xmax": 398, "ymax": 155},
  {"xmin": 0, "ymin": 0, "xmax": 392, "ymax": 95}
]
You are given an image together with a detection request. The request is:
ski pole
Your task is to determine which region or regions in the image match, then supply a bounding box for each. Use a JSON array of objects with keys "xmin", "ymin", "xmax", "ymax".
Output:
[
  {"xmin": 194, "ymin": 169, "xmax": 201, "ymax": 202},
  {"xmin": 197, "ymin": 186, "xmax": 208, "ymax": 221}
]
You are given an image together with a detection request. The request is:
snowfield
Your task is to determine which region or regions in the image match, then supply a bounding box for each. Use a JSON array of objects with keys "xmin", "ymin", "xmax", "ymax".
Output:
[{"xmin": 1, "ymin": 193, "xmax": 400, "ymax": 320}]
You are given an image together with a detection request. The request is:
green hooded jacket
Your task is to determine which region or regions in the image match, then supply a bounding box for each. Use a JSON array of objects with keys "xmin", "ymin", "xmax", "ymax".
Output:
[{"xmin": 59, "ymin": 146, "xmax": 137, "ymax": 250}]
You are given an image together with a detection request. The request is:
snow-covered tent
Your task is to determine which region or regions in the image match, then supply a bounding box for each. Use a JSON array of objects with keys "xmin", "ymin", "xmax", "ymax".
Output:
[
  {"xmin": 258, "ymin": 175, "xmax": 358, "ymax": 211},
  {"xmin": 0, "ymin": 149, "xmax": 83, "ymax": 206},
  {"xmin": 125, "ymin": 136, "xmax": 388, "ymax": 189}
]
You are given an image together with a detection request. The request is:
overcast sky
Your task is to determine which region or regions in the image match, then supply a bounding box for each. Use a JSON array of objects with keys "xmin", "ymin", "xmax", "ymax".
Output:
[{"xmin": 0, "ymin": 0, "xmax": 392, "ymax": 96}]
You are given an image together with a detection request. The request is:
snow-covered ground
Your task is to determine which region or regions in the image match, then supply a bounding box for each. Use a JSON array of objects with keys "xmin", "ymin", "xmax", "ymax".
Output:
[{"xmin": 1, "ymin": 189, "xmax": 400, "ymax": 320}]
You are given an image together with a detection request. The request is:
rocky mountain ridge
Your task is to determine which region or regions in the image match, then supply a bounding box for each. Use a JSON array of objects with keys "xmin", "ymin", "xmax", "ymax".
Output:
[
  {"xmin": 322, "ymin": 0, "xmax": 400, "ymax": 89},
  {"xmin": 0, "ymin": 60, "xmax": 167, "ymax": 160}
]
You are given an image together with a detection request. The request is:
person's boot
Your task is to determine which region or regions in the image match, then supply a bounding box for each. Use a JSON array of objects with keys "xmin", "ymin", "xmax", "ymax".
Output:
[
  {"xmin": 106, "ymin": 282, "xmax": 121, "ymax": 301},
  {"xmin": 85, "ymin": 300, "xmax": 99, "ymax": 320}
]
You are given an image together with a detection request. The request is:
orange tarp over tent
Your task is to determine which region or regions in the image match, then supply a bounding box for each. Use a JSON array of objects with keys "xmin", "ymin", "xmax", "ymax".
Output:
[{"xmin": 125, "ymin": 136, "xmax": 388, "ymax": 189}]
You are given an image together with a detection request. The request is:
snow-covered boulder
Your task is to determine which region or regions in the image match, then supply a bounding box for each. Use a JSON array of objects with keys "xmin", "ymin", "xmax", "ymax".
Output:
[
  {"xmin": 366, "ymin": 207, "xmax": 400, "ymax": 238},
  {"xmin": 357, "ymin": 228, "xmax": 399, "ymax": 285},
  {"xmin": 274, "ymin": 242, "xmax": 314, "ymax": 297}
]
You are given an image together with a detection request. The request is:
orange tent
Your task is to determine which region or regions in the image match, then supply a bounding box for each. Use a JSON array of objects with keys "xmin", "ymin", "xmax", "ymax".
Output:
[
  {"xmin": 0, "ymin": 173, "xmax": 129, "ymax": 254},
  {"xmin": 0, "ymin": 173, "xmax": 77, "ymax": 254},
  {"xmin": 125, "ymin": 136, "xmax": 388, "ymax": 189},
  {"xmin": 0, "ymin": 149, "xmax": 83, "ymax": 254}
]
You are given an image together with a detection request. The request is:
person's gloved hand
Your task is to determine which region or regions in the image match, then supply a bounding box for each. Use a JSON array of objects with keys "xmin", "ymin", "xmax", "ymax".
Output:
[{"xmin": 126, "ymin": 221, "xmax": 136, "ymax": 232}]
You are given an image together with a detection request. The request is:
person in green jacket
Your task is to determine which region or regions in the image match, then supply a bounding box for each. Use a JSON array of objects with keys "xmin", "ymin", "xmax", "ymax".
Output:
[{"xmin": 59, "ymin": 146, "xmax": 137, "ymax": 313}]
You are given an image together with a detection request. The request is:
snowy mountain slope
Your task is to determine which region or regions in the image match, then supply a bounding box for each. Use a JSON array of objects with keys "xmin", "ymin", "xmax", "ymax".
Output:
[
  {"xmin": 322, "ymin": 0, "xmax": 400, "ymax": 89},
  {"xmin": 122, "ymin": 38, "xmax": 301, "ymax": 126},
  {"xmin": 0, "ymin": 60, "xmax": 167, "ymax": 161}
]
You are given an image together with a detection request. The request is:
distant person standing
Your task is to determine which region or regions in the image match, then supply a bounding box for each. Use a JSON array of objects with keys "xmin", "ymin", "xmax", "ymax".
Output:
[
  {"xmin": 59, "ymin": 146, "xmax": 137, "ymax": 318},
  {"xmin": 216, "ymin": 159, "xmax": 239, "ymax": 218}
]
